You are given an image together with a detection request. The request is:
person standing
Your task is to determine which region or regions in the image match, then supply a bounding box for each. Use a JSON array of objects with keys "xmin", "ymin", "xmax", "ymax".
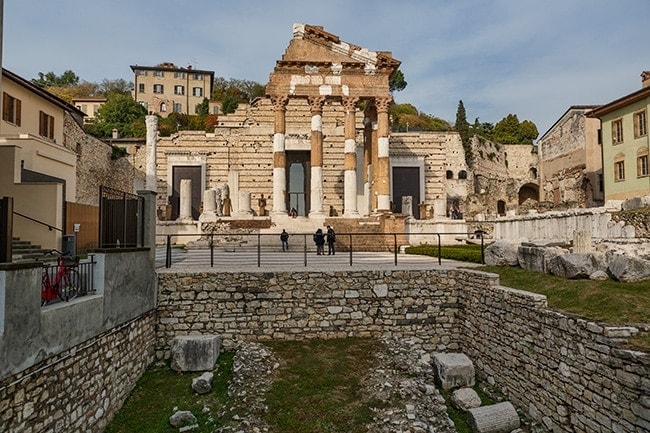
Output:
[
  {"xmin": 280, "ymin": 229, "xmax": 289, "ymax": 252},
  {"xmin": 326, "ymin": 225, "xmax": 336, "ymax": 255},
  {"xmin": 313, "ymin": 228, "xmax": 325, "ymax": 255}
]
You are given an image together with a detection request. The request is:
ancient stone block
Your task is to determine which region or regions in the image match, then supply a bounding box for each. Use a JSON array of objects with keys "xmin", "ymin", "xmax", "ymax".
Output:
[
  {"xmin": 608, "ymin": 255, "xmax": 650, "ymax": 282},
  {"xmin": 547, "ymin": 253, "xmax": 607, "ymax": 279},
  {"xmin": 170, "ymin": 334, "xmax": 221, "ymax": 372},
  {"xmin": 192, "ymin": 372, "xmax": 214, "ymax": 394},
  {"xmin": 484, "ymin": 240, "xmax": 520, "ymax": 266},
  {"xmin": 432, "ymin": 352, "xmax": 475, "ymax": 390},
  {"xmin": 467, "ymin": 401, "xmax": 520, "ymax": 433},
  {"xmin": 451, "ymin": 387, "xmax": 482, "ymax": 411}
]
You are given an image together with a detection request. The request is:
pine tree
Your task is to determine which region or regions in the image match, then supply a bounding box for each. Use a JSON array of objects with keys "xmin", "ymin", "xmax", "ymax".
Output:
[{"xmin": 455, "ymin": 100, "xmax": 472, "ymax": 164}]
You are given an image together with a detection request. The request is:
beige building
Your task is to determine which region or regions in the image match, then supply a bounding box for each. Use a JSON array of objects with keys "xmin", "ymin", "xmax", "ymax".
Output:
[
  {"xmin": 131, "ymin": 62, "xmax": 214, "ymax": 117},
  {"xmin": 589, "ymin": 72, "xmax": 650, "ymax": 201},
  {"xmin": 1, "ymin": 68, "xmax": 84, "ymax": 249},
  {"xmin": 537, "ymin": 105, "xmax": 603, "ymax": 207},
  {"xmin": 72, "ymin": 97, "xmax": 106, "ymax": 123}
]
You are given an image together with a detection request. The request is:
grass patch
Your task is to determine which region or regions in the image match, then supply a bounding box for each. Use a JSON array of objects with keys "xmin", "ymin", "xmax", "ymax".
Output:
[
  {"xmin": 105, "ymin": 352, "xmax": 234, "ymax": 433},
  {"xmin": 405, "ymin": 243, "xmax": 485, "ymax": 263},
  {"xmin": 479, "ymin": 265, "xmax": 650, "ymax": 351},
  {"xmin": 264, "ymin": 338, "xmax": 388, "ymax": 433}
]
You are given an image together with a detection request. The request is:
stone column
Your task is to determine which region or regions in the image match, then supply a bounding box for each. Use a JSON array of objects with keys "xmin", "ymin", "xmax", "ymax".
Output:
[
  {"xmin": 199, "ymin": 189, "xmax": 217, "ymax": 222},
  {"xmin": 343, "ymin": 97, "xmax": 359, "ymax": 217},
  {"xmin": 375, "ymin": 96, "xmax": 392, "ymax": 212},
  {"xmin": 178, "ymin": 179, "xmax": 192, "ymax": 221},
  {"xmin": 271, "ymin": 95, "xmax": 289, "ymax": 215},
  {"xmin": 238, "ymin": 190, "xmax": 253, "ymax": 216},
  {"xmin": 145, "ymin": 115, "xmax": 158, "ymax": 192},
  {"xmin": 308, "ymin": 96, "xmax": 326, "ymax": 217},
  {"xmin": 364, "ymin": 104, "xmax": 377, "ymax": 215}
]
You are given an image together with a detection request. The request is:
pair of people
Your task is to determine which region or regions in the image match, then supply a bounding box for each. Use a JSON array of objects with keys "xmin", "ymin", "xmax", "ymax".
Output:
[{"xmin": 313, "ymin": 226, "xmax": 336, "ymax": 255}]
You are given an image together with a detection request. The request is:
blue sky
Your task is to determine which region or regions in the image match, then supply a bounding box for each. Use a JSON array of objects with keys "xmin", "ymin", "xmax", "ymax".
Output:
[{"xmin": 3, "ymin": 0, "xmax": 649, "ymax": 136}]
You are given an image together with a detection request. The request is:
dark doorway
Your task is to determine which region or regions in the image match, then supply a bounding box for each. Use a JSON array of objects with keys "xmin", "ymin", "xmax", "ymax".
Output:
[
  {"xmin": 497, "ymin": 200, "xmax": 506, "ymax": 216},
  {"xmin": 171, "ymin": 166, "xmax": 201, "ymax": 220},
  {"xmin": 286, "ymin": 151, "xmax": 310, "ymax": 216},
  {"xmin": 392, "ymin": 166, "xmax": 420, "ymax": 219}
]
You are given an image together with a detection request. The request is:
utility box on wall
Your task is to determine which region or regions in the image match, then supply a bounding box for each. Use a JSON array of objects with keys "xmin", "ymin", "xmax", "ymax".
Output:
[
  {"xmin": 0, "ymin": 197, "xmax": 13, "ymax": 263},
  {"xmin": 62, "ymin": 234, "xmax": 76, "ymax": 256}
]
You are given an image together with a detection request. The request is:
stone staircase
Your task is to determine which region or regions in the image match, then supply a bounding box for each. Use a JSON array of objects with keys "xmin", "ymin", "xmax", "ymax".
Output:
[{"xmin": 11, "ymin": 237, "xmax": 51, "ymax": 262}]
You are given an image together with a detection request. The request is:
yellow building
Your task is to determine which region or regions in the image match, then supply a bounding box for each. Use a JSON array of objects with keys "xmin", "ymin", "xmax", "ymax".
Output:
[
  {"xmin": 130, "ymin": 62, "xmax": 214, "ymax": 117},
  {"xmin": 590, "ymin": 72, "xmax": 650, "ymax": 201},
  {"xmin": 72, "ymin": 97, "xmax": 106, "ymax": 123}
]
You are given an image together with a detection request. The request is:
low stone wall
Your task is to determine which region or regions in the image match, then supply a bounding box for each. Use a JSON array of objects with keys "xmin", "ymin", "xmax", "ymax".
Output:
[
  {"xmin": 461, "ymin": 282, "xmax": 648, "ymax": 433},
  {"xmin": 156, "ymin": 268, "xmax": 648, "ymax": 433},
  {"xmin": 155, "ymin": 269, "xmax": 467, "ymax": 359},
  {"xmin": 0, "ymin": 312, "xmax": 155, "ymax": 432}
]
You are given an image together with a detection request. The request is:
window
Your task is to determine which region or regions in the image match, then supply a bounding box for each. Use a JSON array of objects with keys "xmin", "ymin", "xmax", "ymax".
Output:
[
  {"xmin": 160, "ymin": 102, "xmax": 167, "ymax": 112},
  {"xmin": 93, "ymin": 105, "xmax": 100, "ymax": 115},
  {"xmin": 135, "ymin": 69, "xmax": 147, "ymax": 76},
  {"xmin": 173, "ymin": 103, "xmax": 183, "ymax": 113},
  {"xmin": 2, "ymin": 92, "xmax": 22, "ymax": 126},
  {"xmin": 153, "ymin": 84, "xmax": 164, "ymax": 94},
  {"xmin": 139, "ymin": 101, "xmax": 148, "ymax": 110},
  {"xmin": 614, "ymin": 157, "xmax": 625, "ymax": 182},
  {"xmin": 213, "ymin": 106, "xmax": 219, "ymax": 115},
  {"xmin": 153, "ymin": 70, "xmax": 164, "ymax": 77},
  {"xmin": 192, "ymin": 87, "xmax": 203, "ymax": 97},
  {"xmin": 138, "ymin": 83, "xmax": 145, "ymax": 93},
  {"xmin": 80, "ymin": 104, "xmax": 88, "ymax": 114},
  {"xmin": 634, "ymin": 110, "xmax": 647, "ymax": 138},
  {"xmin": 612, "ymin": 118, "xmax": 624, "ymax": 144},
  {"xmin": 638, "ymin": 148, "xmax": 649, "ymax": 177},
  {"xmin": 174, "ymin": 72, "xmax": 185, "ymax": 79},
  {"xmin": 446, "ymin": 170, "xmax": 453, "ymax": 179},
  {"xmin": 193, "ymin": 73, "xmax": 203, "ymax": 81},
  {"xmin": 174, "ymin": 85, "xmax": 185, "ymax": 95},
  {"xmin": 638, "ymin": 155, "xmax": 648, "ymax": 177},
  {"xmin": 39, "ymin": 111, "xmax": 55, "ymax": 139},
  {"xmin": 458, "ymin": 170, "xmax": 467, "ymax": 179}
]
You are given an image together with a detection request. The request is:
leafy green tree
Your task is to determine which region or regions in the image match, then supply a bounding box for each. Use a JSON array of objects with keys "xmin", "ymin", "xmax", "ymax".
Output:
[
  {"xmin": 32, "ymin": 70, "xmax": 80, "ymax": 88},
  {"xmin": 455, "ymin": 100, "xmax": 471, "ymax": 163},
  {"xmin": 195, "ymin": 98, "xmax": 209, "ymax": 115},
  {"xmin": 389, "ymin": 69, "xmax": 407, "ymax": 93},
  {"xmin": 212, "ymin": 77, "xmax": 265, "ymax": 102},
  {"xmin": 518, "ymin": 120, "xmax": 539, "ymax": 144},
  {"xmin": 492, "ymin": 114, "xmax": 521, "ymax": 144},
  {"xmin": 86, "ymin": 94, "xmax": 147, "ymax": 138},
  {"xmin": 221, "ymin": 95, "xmax": 240, "ymax": 114},
  {"xmin": 390, "ymin": 103, "xmax": 450, "ymax": 132},
  {"xmin": 469, "ymin": 117, "xmax": 494, "ymax": 139}
]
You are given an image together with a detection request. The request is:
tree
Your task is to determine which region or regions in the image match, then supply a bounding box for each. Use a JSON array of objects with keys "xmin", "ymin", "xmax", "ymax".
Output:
[
  {"xmin": 32, "ymin": 70, "xmax": 80, "ymax": 88},
  {"xmin": 389, "ymin": 69, "xmax": 407, "ymax": 93},
  {"xmin": 98, "ymin": 78, "xmax": 133, "ymax": 96},
  {"xmin": 492, "ymin": 114, "xmax": 538, "ymax": 144},
  {"xmin": 195, "ymin": 98, "xmax": 209, "ymax": 116},
  {"xmin": 212, "ymin": 77, "xmax": 265, "ymax": 103},
  {"xmin": 469, "ymin": 117, "xmax": 494, "ymax": 140},
  {"xmin": 389, "ymin": 103, "xmax": 450, "ymax": 132},
  {"xmin": 86, "ymin": 94, "xmax": 147, "ymax": 138},
  {"xmin": 455, "ymin": 100, "xmax": 471, "ymax": 163}
]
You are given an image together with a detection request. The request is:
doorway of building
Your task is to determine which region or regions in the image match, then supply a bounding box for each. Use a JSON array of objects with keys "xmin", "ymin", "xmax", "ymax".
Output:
[
  {"xmin": 171, "ymin": 166, "xmax": 201, "ymax": 220},
  {"xmin": 286, "ymin": 151, "xmax": 310, "ymax": 216},
  {"xmin": 392, "ymin": 166, "xmax": 421, "ymax": 218}
]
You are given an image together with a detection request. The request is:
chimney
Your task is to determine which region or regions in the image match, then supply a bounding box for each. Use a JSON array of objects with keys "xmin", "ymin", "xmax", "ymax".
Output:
[{"xmin": 642, "ymin": 71, "xmax": 650, "ymax": 88}]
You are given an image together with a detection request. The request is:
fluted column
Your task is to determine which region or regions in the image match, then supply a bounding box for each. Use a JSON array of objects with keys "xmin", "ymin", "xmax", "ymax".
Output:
[
  {"xmin": 342, "ymin": 97, "xmax": 359, "ymax": 217},
  {"xmin": 308, "ymin": 96, "xmax": 326, "ymax": 217},
  {"xmin": 375, "ymin": 96, "xmax": 392, "ymax": 212},
  {"xmin": 271, "ymin": 95, "xmax": 289, "ymax": 215}
]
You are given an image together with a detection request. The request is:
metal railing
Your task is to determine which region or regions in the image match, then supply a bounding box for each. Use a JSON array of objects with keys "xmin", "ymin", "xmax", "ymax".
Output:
[
  {"xmin": 99, "ymin": 186, "xmax": 144, "ymax": 248},
  {"xmin": 161, "ymin": 231, "xmax": 486, "ymax": 268},
  {"xmin": 13, "ymin": 211, "xmax": 63, "ymax": 232}
]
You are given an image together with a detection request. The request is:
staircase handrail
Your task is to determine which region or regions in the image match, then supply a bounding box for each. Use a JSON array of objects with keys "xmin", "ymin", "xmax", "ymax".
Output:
[{"xmin": 13, "ymin": 211, "xmax": 63, "ymax": 232}]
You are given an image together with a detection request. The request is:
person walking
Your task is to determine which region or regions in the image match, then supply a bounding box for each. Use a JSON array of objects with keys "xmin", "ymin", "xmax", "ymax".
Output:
[
  {"xmin": 313, "ymin": 228, "xmax": 325, "ymax": 255},
  {"xmin": 326, "ymin": 225, "xmax": 336, "ymax": 255},
  {"xmin": 280, "ymin": 229, "xmax": 289, "ymax": 252}
]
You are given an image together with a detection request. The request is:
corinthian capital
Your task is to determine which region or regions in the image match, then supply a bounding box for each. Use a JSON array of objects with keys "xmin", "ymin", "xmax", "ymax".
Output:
[
  {"xmin": 375, "ymin": 96, "xmax": 393, "ymax": 113},
  {"xmin": 270, "ymin": 95, "xmax": 289, "ymax": 111},
  {"xmin": 342, "ymin": 96, "xmax": 359, "ymax": 113},
  {"xmin": 308, "ymin": 96, "xmax": 326, "ymax": 114}
]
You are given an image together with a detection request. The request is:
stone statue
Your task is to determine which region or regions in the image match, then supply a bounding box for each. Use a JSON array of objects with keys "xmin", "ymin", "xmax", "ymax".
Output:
[
  {"xmin": 215, "ymin": 187, "xmax": 223, "ymax": 216},
  {"xmin": 258, "ymin": 194, "xmax": 267, "ymax": 217},
  {"xmin": 222, "ymin": 183, "xmax": 231, "ymax": 216}
]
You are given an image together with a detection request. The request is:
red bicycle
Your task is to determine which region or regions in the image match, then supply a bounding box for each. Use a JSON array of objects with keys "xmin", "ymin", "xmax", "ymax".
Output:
[{"xmin": 41, "ymin": 250, "xmax": 80, "ymax": 305}]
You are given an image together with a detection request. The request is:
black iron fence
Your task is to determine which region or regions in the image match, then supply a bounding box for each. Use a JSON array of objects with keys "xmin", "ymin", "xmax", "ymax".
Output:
[
  {"xmin": 41, "ymin": 254, "xmax": 96, "ymax": 307},
  {"xmin": 99, "ymin": 186, "xmax": 144, "ymax": 248},
  {"xmin": 160, "ymin": 231, "xmax": 487, "ymax": 268}
]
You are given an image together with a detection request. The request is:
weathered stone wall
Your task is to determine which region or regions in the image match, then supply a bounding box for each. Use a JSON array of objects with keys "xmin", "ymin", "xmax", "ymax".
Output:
[
  {"xmin": 460, "ymin": 280, "xmax": 648, "ymax": 433},
  {"xmin": 64, "ymin": 112, "xmax": 141, "ymax": 205},
  {"xmin": 0, "ymin": 312, "xmax": 155, "ymax": 433},
  {"xmin": 156, "ymin": 268, "xmax": 648, "ymax": 432},
  {"xmin": 155, "ymin": 269, "xmax": 464, "ymax": 358}
]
